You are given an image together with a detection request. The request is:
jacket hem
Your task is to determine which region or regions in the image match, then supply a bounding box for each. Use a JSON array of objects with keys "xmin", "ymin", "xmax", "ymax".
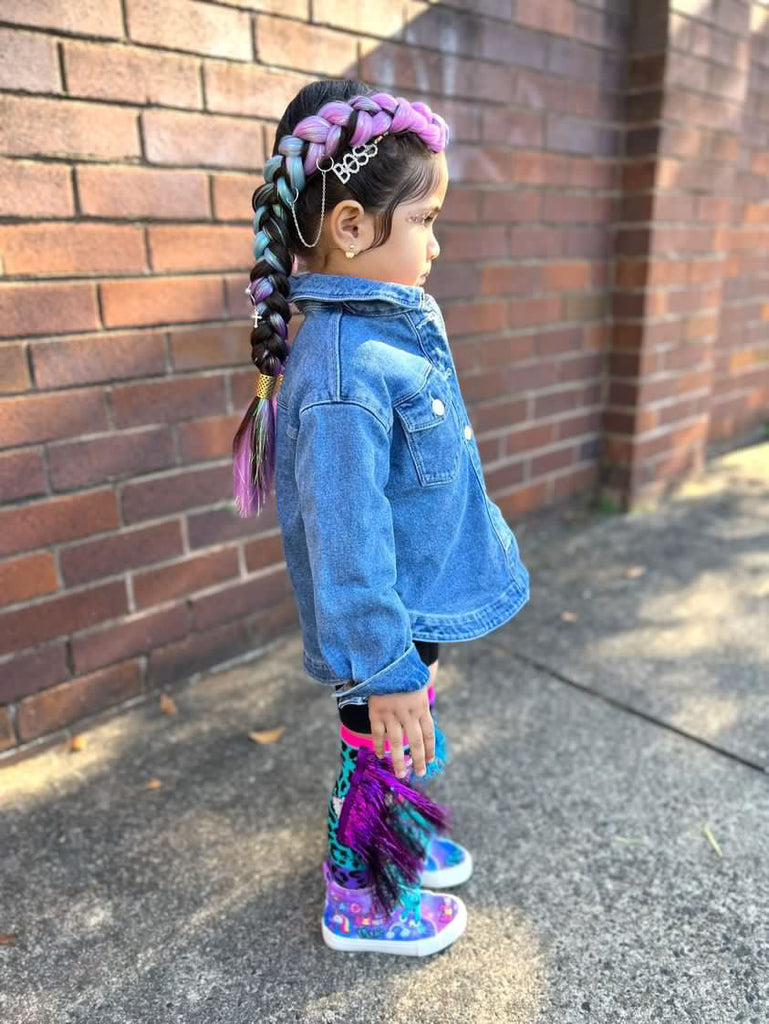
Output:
[
  {"xmin": 302, "ymin": 567, "xmax": 530, "ymax": 685},
  {"xmin": 409, "ymin": 567, "xmax": 530, "ymax": 643}
]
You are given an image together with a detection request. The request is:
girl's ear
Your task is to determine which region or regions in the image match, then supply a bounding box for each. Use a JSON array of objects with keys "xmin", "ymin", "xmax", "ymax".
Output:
[{"xmin": 329, "ymin": 200, "xmax": 365, "ymax": 246}]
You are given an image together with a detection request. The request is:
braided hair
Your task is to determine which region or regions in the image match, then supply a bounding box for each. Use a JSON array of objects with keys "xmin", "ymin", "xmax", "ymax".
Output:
[{"xmin": 232, "ymin": 79, "xmax": 450, "ymax": 517}]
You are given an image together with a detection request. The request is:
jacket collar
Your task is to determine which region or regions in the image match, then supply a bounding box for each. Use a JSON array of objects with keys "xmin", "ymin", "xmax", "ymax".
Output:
[{"xmin": 288, "ymin": 272, "xmax": 426, "ymax": 311}]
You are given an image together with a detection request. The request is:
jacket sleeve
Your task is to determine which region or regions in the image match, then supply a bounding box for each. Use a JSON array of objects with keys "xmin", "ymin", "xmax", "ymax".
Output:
[{"xmin": 294, "ymin": 399, "xmax": 431, "ymax": 708}]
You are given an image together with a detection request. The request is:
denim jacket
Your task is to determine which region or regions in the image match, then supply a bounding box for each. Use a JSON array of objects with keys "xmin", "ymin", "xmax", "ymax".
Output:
[{"xmin": 274, "ymin": 272, "xmax": 530, "ymax": 709}]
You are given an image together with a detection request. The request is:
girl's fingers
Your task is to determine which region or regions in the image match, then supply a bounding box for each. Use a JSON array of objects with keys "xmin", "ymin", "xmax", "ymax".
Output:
[
  {"xmin": 371, "ymin": 718, "xmax": 387, "ymax": 759},
  {"xmin": 385, "ymin": 717, "xmax": 407, "ymax": 778},
  {"xmin": 405, "ymin": 721, "xmax": 427, "ymax": 777},
  {"xmin": 420, "ymin": 714, "xmax": 436, "ymax": 764}
]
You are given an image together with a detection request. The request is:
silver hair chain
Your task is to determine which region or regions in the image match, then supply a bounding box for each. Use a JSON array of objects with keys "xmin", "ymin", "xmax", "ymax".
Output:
[
  {"xmin": 250, "ymin": 134, "xmax": 385, "ymax": 328},
  {"xmin": 289, "ymin": 134, "xmax": 385, "ymax": 248}
]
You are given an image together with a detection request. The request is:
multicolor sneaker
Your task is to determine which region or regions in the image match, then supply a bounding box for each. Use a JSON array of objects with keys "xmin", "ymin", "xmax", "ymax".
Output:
[
  {"xmin": 420, "ymin": 835, "xmax": 473, "ymax": 888},
  {"xmin": 320, "ymin": 861, "xmax": 467, "ymax": 956}
]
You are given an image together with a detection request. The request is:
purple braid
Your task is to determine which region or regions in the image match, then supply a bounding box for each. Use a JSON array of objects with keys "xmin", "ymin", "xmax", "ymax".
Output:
[{"xmin": 232, "ymin": 87, "xmax": 450, "ymax": 518}]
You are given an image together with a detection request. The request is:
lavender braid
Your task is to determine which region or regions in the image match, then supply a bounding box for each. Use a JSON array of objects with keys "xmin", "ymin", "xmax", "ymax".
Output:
[{"xmin": 232, "ymin": 91, "xmax": 450, "ymax": 518}]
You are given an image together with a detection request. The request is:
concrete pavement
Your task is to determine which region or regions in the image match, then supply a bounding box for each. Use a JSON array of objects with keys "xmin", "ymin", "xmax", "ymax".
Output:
[{"xmin": 2, "ymin": 441, "xmax": 768, "ymax": 1023}]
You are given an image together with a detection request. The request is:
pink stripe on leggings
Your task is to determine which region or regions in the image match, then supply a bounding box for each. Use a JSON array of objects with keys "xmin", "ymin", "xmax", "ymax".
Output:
[{"xmin": 339, "ymin": 723, "xmax": 409, "ymax": 752}]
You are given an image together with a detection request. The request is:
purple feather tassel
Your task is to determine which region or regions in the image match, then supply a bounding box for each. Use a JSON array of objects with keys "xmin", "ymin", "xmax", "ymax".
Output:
[
  {"xmin": 337, "ymin": 747, "xmax": 451, "ymax": 916},
  {"xmin": 232, "ymin": 390, "xmax": 278, "ymax": 518}
]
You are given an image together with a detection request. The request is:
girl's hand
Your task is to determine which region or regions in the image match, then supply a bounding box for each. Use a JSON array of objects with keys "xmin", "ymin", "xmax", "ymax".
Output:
[{"xmin": 368, "ymin": 687, "xmax": 435, "ymax": 780}]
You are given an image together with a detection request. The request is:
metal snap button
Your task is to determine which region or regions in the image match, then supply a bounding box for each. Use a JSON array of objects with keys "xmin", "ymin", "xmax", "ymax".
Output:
[
  {"xmin": 464, "ymin": 425, "xmax": 472, "ymax": 439},
  {"xmin": 432, "ymin": 398, "xmax": 445, "ymax": 416}
]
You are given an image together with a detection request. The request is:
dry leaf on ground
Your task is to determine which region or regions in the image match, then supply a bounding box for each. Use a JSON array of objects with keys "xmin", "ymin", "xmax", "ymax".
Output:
[
  {"xmin": 560, "ymin": 611, "xmax": 579, "ymax": 622},
  {"xmin": 145, "ymin": 778, "xmax": 162, "ymax": 790},
  {"xmin": 248, "ymin": 727, "xmax": 285, "ymax": 744},
  {"xmin": 0, "ymin": 934, "xmax": 16, "ymax": 945},
  {"xmin": 160, "ymin": 694, "xmax": 178, "ymax": 715},
  {"xmin": 70, "ymin": 734, "xmax": 85, "ymax": 752},
  {"xmin": 627, "ymin": 566, "xmax": 646, "ymax": 578}
]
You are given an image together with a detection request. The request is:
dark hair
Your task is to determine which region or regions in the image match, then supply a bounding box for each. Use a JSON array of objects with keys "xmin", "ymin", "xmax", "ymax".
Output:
[{"xmin": 232, "ymin": 79, "xmax": 450, "ymax": 518}]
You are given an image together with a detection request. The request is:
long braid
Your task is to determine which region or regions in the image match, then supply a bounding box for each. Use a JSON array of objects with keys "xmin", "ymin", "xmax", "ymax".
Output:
[{"xmin": 232, "ymin": 89, "xmax": 449, "ymax": 518}]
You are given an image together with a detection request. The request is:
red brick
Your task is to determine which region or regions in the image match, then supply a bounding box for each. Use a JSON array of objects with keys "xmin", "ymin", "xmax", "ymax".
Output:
[
  {"xmin": 187, "ymin": 506, "xmax": 269, "ymax": 549},
  {"xmin": 121, "ymin": 464, "xmax": 231, "ymax": 524},
  {"xmin": 16, "ymin": 659, "xmax": 142, "ymax": 742},
  {"xmin": 507, "ymin": 227, "xmax": 562, "ymax": 258},
  {"xmin": 0, "ymin": 96, "xmax": 140, "ymax": 160},
  {"xmin": 479, "ymin": 264, "xmax": 542, "ymax": 296},
  {"xmin": 314, "ymin": 0, "xmax": 403, "ymax": 35},
  {"xmin": 437, "ymin": 225, "xmax": 508, "ymax": 262},
  {"xmin": 444, "ymin": 300, "xmax": 507, "ymax": 336},
  {"xmin": 508, "ymin": 295, "xmax": 562, "ymax": 327},
  {"xmin": 0, "ymin": 281, "xmax": 99, "ymax": 339},
  {"xmin": 78, "ymin": 165, "xmax": 209, "ymax": 221},
  {"xmin": 0, "ymin": 389, "xmax": 108, "ymax": 449},
  {"xmin": 212, "ymin": 172, "xmax": 256, "ymax": 222},
  {"xmin": 32, "ymin": 331, "xmax": 166, "ymax": 390},
  {"xmin": 481, "ymin": 107, "xmax": 543, "ymax": 147},
  {"xmin": 0, "ymin": 0, "xmax": 123, "ymax": 36},
  {"xmin": 0, "ymin": 641, "xmax": 69, "ymax": 712},
  {"xmin": 548, "ymin": 117, "xmax": 620, "ymax": 158},
  {"xmin": 481, "ymin": 18, "xmax": 549, "ymax": 68},
  {"xmin": 205, "ymin": 61, "xmax": 311, "ymax": 118},
  {"xmin": 0, "ymin": 223, "xmax": 146, "ymax": 277},
  {"xmin": 168, "ymin": 323, "xmax": 245, "ymax": 371},
  {"xmin": 0, "ymin": 489, "xmax": 119, "ymax": 558},
  {"xmin": 0, "ymin": 449, "xmax": 46, "ymax": 501},
  {"xmin": 0, "ymin": 28, "xmax": 61, "ymax": 93},
  {"xmin": 190, "ymin": 567, "xmax": 292, "ymax": 630},
  {"xmin": 532, "ymin": 446, "xmax": 573, "ymax": 477},
  {"xmin": 127, "ymin": 0, "xmax": 251, "ymax": 58},
  {"xmin": 134, "ymin": 548, "xmax": 240, "ymax": 609},
  {"xmin": 0, "ymin": 344, "xmax": 30, "ymax": 394},
  {"xmin": 63, "ymin": 40, "xmax": 202, "ymax": 108},
  {"xmin": 49, "ymin": 426, "xmax": 176, "ymax": 492},
  {"xmin": 101, "ymin": 276, "xmax": 226, "ymax": 329},
  {"xmin": 481, "ymin": 190, "xmax": 542, "ymax": 224},
  {"xmin": 483, "ymin": 459, "xmax": 527, "ymax": 493},
  {"xmin": 0, "ymin": 708, "xmax": 15, "ymax": 751},
  {"xmin": 543, "ymin": 262, "xmax": 591, "ymax": 291},
  {"xmin": 0, "ymin": 552, "xmax": 58, "ymax": 608},
  {"xmin": 569, "ymin": 157, "xmax": 615, "ymax": 190},
  {"xmin": 143, "ymin": 109, "xmax": 263, "ymax": 169},
  {"xmin": 243, "ymin": 531, "xmax": 284, "ymax": 573},
  {"xmin": 257, "ymin": 14, "xmax": 358, "ymax": 74},
  {"xmin": 178, "ymin": 414, "xmax": 241, "ymax": 463},
  {"xmin": 148, "ymin": 226, "xmax": 251, "ymax": 273},
  {"xmin": 0, "ymin": 159, "xmax": 74, "ymax": 218},
  {"xmin": 511, "ymin": 150, "xmax": 571, "ymax": 186},
  {"xmin": 111, "ymin": 376, "xmax": 227, "ymax": 429},
  {"xmin": 496, "ymin": 481, "xmax": 549, "ymax": 516},
  {"xmin": 72, "ymin": 605, "xmax": 189, "ymax": 674},
  {"xmin": 0, "ymin": 580, "xmax": 127, "ymax": 656},
  {"xmin": 516, "ymin": 0, "xmax": 574, "ymax": 34},
  {"xmin": 145, "ymin": 604, "xmax": 293, "ymax": 690},
  {"xmin": 60, "ymin": 520, "xmax": 183, "ymax": 586}
]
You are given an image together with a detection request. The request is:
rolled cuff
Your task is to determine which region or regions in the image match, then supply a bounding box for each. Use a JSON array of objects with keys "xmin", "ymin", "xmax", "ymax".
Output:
[{"xmin": 334, "ymin": 642, "xmax": 431, "ymax": 710}]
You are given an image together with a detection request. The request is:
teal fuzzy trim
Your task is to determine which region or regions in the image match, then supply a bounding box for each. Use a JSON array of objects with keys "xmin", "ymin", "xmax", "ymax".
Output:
[{"xmin": 416, "ymin": 720, "xmax": 449, "ymax": 781}]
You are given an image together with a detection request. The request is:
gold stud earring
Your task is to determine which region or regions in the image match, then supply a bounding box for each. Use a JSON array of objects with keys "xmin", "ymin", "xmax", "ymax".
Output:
[{"xmin": 345, "ymin": 243, "xmax": 356, "ymax": 260}]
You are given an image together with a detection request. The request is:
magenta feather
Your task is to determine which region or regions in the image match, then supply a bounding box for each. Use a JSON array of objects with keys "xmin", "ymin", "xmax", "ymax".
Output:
[
  {"xmin": 232, "ymin": 392, "xmax": 278, "ymax": 518},
  {"xmin": 337, "ymin": 747, "xmax": 451, "ymax": 916}
]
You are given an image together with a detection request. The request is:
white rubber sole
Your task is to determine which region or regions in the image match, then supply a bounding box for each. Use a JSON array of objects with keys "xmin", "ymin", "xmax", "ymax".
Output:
[
  {"xmin": 321, "ymin": 894, "xmax": 467, "ymax": 956},
  {"xmin": 420, "ymin": 846, "xmax": 473, "ymax": 889}
]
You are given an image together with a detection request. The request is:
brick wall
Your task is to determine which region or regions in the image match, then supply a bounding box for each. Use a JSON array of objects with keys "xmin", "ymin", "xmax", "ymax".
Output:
[
  {"xmin": 0, "ymin": 0, "xmax": 766, "ymax": 760},
  {"xmin": 711, "ymin": 0, "xmax": 769, "ymax": 440},
  {"xmin": 603, "ymin": 0, "xmax": 769, "ymax": 505}
]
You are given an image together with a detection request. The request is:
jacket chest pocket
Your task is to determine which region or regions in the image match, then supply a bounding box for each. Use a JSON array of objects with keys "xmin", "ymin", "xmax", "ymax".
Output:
[{"xmin": 394, "ymin": 373, "xmax": 462, "ymax": 485}]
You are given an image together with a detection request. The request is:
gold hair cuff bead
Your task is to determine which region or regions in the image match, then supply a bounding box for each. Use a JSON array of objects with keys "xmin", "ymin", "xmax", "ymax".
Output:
[{"xmin": 255, "ymin": 371, "xmax": 284, "ymax": 400}]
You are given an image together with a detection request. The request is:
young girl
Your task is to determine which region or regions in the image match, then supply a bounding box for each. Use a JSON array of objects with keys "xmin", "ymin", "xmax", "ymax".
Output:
[{"xmin": 233, "ymin": 79, "xmax": 530, "ymax": 956}]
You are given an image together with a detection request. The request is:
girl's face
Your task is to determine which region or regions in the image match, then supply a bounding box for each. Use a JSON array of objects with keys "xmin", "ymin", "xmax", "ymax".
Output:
[{"xmin": 308, "ymin": 151, "xmax": 449, "ymax": 288}]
